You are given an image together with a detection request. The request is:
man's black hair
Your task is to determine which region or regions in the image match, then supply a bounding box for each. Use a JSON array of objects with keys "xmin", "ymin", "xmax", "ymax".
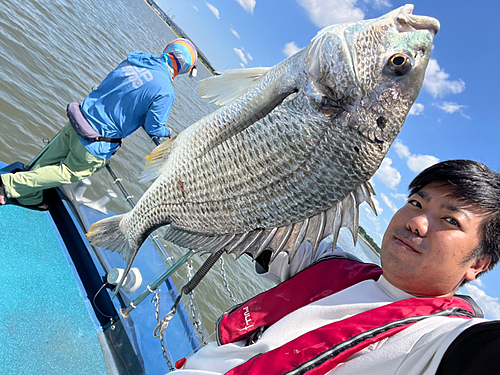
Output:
[{"xmin": 408, "ymin": 159, "xmax": 500, "ymax": 276}]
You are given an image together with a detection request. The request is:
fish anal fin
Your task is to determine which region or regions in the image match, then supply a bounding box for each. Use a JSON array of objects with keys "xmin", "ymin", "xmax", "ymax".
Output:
[
  {"xmin": 227, "ymin": 232, "xmax": 251, "ymax": 257},
  {"xmin": 267, "ymin": 224, "xmax": 296, "ymax": 263},
  {"xmin": 341, "ymin": 193, "xmax": 357, "ymax": 244},
  {"xmin": 331, "ymin": 203, "xmax": 343, "ymax": 248},
  {"xmin": 288, "ymin": 218, "xmax": 309, "ymax": 262},
  {"xmin": 303, "ymin": 213, "xmax": 325, "ymax": 250},
  {"xmin": 239, "ymin": 229, "xmax": 266, "ymax": 259}
]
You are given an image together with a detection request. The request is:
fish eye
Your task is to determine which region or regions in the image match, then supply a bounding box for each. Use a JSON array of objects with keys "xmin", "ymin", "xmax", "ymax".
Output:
[{"xmin": 387, "ymin": 54, "xmax": 412, "ymax": 76}]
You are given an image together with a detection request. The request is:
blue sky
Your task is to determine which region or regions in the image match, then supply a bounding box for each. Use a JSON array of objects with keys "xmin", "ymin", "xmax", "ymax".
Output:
[{"xmin": 156, "ymin": 0, "xmax": 500, "ymax": 319}]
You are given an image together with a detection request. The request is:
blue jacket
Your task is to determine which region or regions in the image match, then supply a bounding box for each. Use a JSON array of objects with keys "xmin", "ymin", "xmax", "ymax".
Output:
[{"xmin": 80, "ymin": 52, "xmax": 174, "ymax": 159}]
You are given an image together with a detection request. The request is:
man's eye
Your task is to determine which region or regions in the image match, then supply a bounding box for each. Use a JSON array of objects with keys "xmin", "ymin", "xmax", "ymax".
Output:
[
  {"xmin": 444, "ymin": 217, "xmax": 461, "ymax": 228},
  {"xmin": 408, "ymin": 199, "xmax": 422, "ymax": 208}
]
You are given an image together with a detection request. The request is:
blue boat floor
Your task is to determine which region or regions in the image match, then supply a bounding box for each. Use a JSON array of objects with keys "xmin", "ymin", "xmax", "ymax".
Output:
[{"xmin": 0, "ymin": 203, "xmax": 107, "ymax": 374}]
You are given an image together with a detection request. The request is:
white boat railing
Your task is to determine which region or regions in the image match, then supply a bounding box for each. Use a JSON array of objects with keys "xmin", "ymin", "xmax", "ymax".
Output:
[
  {"xmin": 26, "ymin": 126, "xmax": 197, "ymax": 313},
  {"xmin": 104, "ymin": 161, "xmax": 175, "ymax": 268},
  {"xmin": 25, "ymin": 126, "xmax": 237, "ymax": 344}
]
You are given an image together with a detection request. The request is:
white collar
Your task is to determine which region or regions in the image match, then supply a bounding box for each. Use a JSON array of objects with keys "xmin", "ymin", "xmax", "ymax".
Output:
[{"xmin": 377, "ymin": 275, "xmax": 416, "ymax": 301}]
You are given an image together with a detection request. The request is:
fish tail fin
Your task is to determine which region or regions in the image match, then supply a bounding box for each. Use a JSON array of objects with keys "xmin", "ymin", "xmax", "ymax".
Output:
[
  {"xmin": 86, "ymin": 214, "xmax": 129, "ymax": 254},
  {"xmin": 139, "ymin": 136, "xmax": 177, "ymax": 183},
  {"xmin": 86, "ymin": 214, "xmax": 138, "ymax": 298}
]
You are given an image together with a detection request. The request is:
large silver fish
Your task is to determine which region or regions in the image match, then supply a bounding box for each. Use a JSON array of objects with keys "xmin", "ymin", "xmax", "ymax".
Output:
[{"xmin": 87, "ymin": 4, "xmax": 439, "ymax": 296}]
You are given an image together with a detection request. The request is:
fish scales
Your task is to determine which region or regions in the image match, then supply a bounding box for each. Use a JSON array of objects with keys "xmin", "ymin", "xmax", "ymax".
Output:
[{"xmin": 86, "ymin": 4, "xmax": 440, "ymax": 297}]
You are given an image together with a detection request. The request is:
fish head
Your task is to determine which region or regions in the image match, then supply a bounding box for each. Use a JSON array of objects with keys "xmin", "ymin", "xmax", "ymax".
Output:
[{"xmin": 307, "ymin": 4, "xmax": 439, "ymax": 146}]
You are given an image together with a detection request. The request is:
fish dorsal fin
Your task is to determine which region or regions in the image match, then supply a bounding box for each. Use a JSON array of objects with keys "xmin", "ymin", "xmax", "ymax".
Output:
[
  {"xmin": 138, "ymin": 136, "xmax": 177, "ymax": 182},
  {"xmin": 256, "ymin": 181, "xmax": 377, "ymax": 262},
  {"xmin": 197, "ymin": 67, "xmax": 271, "ymax": 106},
  {"xmin": 160, "ymin": 181, "xmax": 378, "ymax": 266}
]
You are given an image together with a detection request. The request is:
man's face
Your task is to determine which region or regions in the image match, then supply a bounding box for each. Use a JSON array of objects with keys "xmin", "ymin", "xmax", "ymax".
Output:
[{"xmin": 381, "ymin": 183, "xmax": 490, "ymax": 297}]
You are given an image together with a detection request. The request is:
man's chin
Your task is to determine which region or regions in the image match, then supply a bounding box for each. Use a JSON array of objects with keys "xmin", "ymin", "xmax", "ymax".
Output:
[{"xmin": 381, "ymin": 248, "xmax": 421, "ymax": 278}]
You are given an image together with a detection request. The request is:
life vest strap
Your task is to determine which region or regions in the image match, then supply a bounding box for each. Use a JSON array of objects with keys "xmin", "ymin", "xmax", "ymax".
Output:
[
  {"xmin": 226, "ymin": 298, "xmax": 475, "ymax": 375},
  {"xmin": 217, "ymin": 256, "xmax": 383, "ymax": 345}
]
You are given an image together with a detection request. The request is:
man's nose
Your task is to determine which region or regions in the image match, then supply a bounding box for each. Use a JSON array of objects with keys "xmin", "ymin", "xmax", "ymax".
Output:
[{"xmin": 406, "ymin": 215, "xmax": 428, "ymax": 236}]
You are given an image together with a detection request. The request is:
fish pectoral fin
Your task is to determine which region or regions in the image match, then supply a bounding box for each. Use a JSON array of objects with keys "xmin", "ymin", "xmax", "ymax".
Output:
[
  {"xmin": 202, "ymin": 80, "xmax": 299, "ymax": 154},
  {"xmin": 139, "ymin": 136, "xmax": 178, "ymax": 182},
  {"xmin": 197, "ymin": 67, "xmax": 271, "ymax": 106}
]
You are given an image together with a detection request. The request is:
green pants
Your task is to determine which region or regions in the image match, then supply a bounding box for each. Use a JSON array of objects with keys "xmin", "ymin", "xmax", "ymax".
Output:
[{"xmin": 1, "ymin": 123, "xmax": 107, "ymax": 205}]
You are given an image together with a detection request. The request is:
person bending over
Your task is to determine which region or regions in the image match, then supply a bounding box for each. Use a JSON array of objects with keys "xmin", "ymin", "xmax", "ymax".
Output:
[{"xmin": 0, "ymin": 38, "xmax": 197, "ymax": 209}]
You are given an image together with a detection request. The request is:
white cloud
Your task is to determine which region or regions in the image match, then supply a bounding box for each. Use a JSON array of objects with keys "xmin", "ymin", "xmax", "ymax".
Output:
[
  {"xmin": 437, "ymin": 101, "xmax": 464, "ymax": 114},
  {"xmin": 283, "ymin": 41, "xmax": 301, "ymax": 57},
  {"xmin": 362, "ymin": 204, "xmax": 382, "ymax": 227},
  {"xmin": 394, "ymin": 140, "xmax": 411, "ymax": 159},
  {"xmin": 436, "ymin": 101, "xmax": 471, "ymax": 119},
  {"xmin": 372, "ymin": 196, "xmax": 383, "ymax": 215},
  {"xmin": 423, "ymin": 58, "xmax": 465, "ymax": 98},
  {"xmin": 230, "ymin": 26, "xmax": 240, "ymax": 39},
  {"xmin": 393, "ymin": 140, "xmax": 439, "ymax": 174},
  {"xmin": 297, "ymin": 0, "xmax": 364, "ymax": 28},
  {"xmin": 205, "ymin": 2, "xmax": 220, "ymax": 19},
  {"xmin": 474, "ymin": 278, "xmax": 484, "ymax": 288},
  {"xmin": 247, "ymin": 52, "xmax": 253, "ymax": 61},
  {"xmin": 240, "ymin": 63, "xmax": 245, "ymax": 68},
  {"xmin": 368, "ymin": 0, "xmax": 392, "ymax": 8},
  {"xmin": 461, "ymin": 283, "xmax": 500, "ymax": 319},
  {"xmin": 381, "ymin": 193, "xmax": 398, "ymax": 213},
  {"xmin": 236, "ymin": 0, "xmax": 256, "ymax": 15},
  {"xmin": 375, "ymin": 158, "xmax": 401, "ymax": 190},
  {"xmin": 234, "ymin": 47, "xmax": 248, "ymax": 64},
  {"xmin": 409, "ymin": 103, "xmax": 424, "ymax": 116},
  {"xmin": 191, "ymin": 3, "xmax": 199, "ymax": 11},
  {"xmin": 407, "ymin": 155, "xmax": 439, "ymax": 174},
  {"xmin": 391, "ymin": 193, "xmax": 407, "ymax": 201},
  {"xmin": 361, "ymin": 203, "xmax": 384, "ymax": 243}
]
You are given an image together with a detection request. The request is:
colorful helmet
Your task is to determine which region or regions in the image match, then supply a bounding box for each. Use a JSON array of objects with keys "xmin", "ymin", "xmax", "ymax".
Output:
[{"xmin": 163, "ymin": 38, "xmax": 198, "ymax": 79}]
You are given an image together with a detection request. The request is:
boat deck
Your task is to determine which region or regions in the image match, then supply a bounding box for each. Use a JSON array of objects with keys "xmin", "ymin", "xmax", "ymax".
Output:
[
  {"xmin": 0, "ymin": 198, "xmax": 108, "ymax": 374},
  {"xmin": 0, "ymin": 161, "xmax": 199, "ymax": 374}
]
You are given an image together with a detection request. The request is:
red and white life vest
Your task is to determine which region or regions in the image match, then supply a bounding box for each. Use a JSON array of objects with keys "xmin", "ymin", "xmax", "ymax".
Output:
[{"xmin": 216, "ymin": 256, "xmax": 478, "ymax": 375}]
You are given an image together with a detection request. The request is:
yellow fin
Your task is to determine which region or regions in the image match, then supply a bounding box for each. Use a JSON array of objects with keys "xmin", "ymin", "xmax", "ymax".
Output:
[{"xmin": 139, "ymin": 136, "xmax": 177, "ymax": 182}]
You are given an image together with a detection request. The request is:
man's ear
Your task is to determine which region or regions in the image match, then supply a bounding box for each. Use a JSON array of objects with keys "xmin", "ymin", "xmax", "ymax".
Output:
[{"xmin": 464, "ymin": 255, "xmax": 491, "ymax": 281}]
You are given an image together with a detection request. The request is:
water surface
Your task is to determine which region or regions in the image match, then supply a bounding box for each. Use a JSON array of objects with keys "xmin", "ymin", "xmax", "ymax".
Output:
[{"xmin": 0, "ymin": 0, "xmax": 379, "ymax": 345}]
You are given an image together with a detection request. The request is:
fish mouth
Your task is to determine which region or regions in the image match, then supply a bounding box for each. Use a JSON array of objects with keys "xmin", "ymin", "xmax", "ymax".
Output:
[{"xmin": 395, "ymin": 4, "xmax": 440, "ymax": 35}]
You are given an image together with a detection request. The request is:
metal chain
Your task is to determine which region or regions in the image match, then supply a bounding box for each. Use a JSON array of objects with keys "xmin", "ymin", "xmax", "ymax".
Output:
[
  {"xmin": 219, "ymin": 257, "xmax": 237, "ymax": 304},
  {"xmin": 186, "ymin": 259, "xmax": 208, "ymax": 345},
  {"xmin": 152, "ymin": 289, "xmax": 175, "ymax": 372}
]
